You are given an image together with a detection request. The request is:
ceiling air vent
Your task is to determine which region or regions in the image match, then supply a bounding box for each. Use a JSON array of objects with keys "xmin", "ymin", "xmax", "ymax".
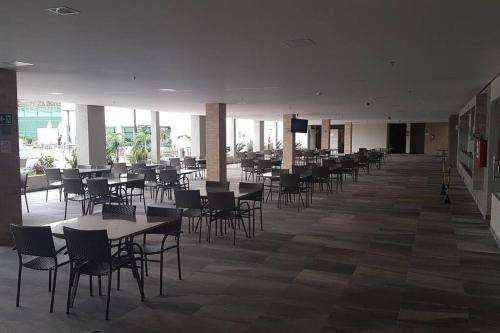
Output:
[
  {"xmin": 47, "ymin": 7, "xmax": 80, "ymax": 15},
  {"xmin": 283, "ymin": 38, "xmax": 316, "ymax": 48}
]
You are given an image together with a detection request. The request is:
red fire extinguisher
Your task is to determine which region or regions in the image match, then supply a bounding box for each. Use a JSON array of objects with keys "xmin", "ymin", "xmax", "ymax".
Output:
[{"xmin": 475, "ymin": 138, "xmax": 487, "ymax": 168}]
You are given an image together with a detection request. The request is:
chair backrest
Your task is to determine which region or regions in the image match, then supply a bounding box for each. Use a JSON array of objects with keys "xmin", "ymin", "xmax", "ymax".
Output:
[
  {"xmin": 63, "ymin": 226, "xmax": 110, "ymax": 264},
  {"xmin": 111, "ymin": 162, "xmax": 128, "ymax": 174},
  {"xmin": 45, "ymin": 168, "xmax": 62, "ymax": 182},
  {"xmin": 103, "ymin": 172, "xmax": 121, "ymax": 179},
  {"xmin": 312, "ymin": 166, "xmax": 329, "ymax": 179},
  {"xmin": 246, "ymin": 152, "xmax": 256, "ymax": 159},
  {"xmin": 207, "ymin": 191, "xmax": 236, "ymax": 211},
  {"xmin": 241, "ymin": 159, "xmax": 255, "ymax": 169},
  {"xmin": 174, "ymin": 190, "xmax": 202, "ymax": 209},
  {"xmin": 102, "ymin": 204, "xmax": 136, "ymax": 216},
  {"xmin": 131, "ymin": 163, "xmax": 146, "ymax": 173},
  {"xmin": 169, "ymin": 158, "xmax": 181, "ymax": 167},
  {"xmin": 280, "ymin": 173, "xmax": 300, "ymax": 188},
  {"xmin": 184, "ymin": 157, "xmax": 196, "ymax": 168},
  {"xmin": 292, "ymin": 165, "xmax": 309, "ymax": 175},
  {"xmin": 87, "ymin": 178, "xmax": 109, "ymax": 197},
  {"xmin": 206, "ymin": 181, "xmax": 230, "ymax": 192},
  {"xmin": 159, "ymin": 169, "xmax": 179, "ymax": 183},
  {"xmin": 142, "ymin": 168, "xmax": 157, "ymax": 182},
  {"xmin": 20, "ymin": 171, "xmax": 28, "ymax": 189},
  {"xmin": 10, "ymin": 224, "xmax": 56, "ymax": 258},
  {"xmin": 63, "ymin": 178, "xmax": 86, "ymax": 195},
  {"xmin": 145, "ymin": 206, "xmax": 183, "ymax": 235},
  {"xmin": 239, "ymin": 182, "xmax": 264, "ymax": 201},
  {"xmin": 127, "ymin": 173, "xmax": 145, "ymax": 189},
  {"xmin": 341, "ymin": 159, "xmax": 354, "ymax": 168},
  {"xmin": 271, "ymin": 168, "xmax": 289, "ymax": 176},
  {"xmin": 63, "ymin": 168, "xmax": 80, "ymax": 179},
  {"xmin": 257, "ymin": 159, "xmax": 272, "ymax": 169}
]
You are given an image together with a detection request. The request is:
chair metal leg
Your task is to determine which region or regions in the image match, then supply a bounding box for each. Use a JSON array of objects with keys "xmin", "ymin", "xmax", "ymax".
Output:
[
  {"xmin": 16, "ymin": 263, "xmax": 22, "ymax": 307},
  {"xmin": 89, "ymin": 275, "xmax": 93, "ymax": 296},
  {"xmin": 98, "ymin": 276, "xmax": 102, "ymax": 296},
  {"xmin": 177, "ymin": 237, "xmax": 181, "ymax": 280},
  {"xmin": 66, "ymin": 267, "xmax": 73, "ymax": 314},
  {"xmin": 24, "ymin": 193, "xmax": 29, "ymax": 213},
  {"xmin": 105, "ymin": 272, "xmax": 112, "ymax": 320},
  {"xmin": 49, "ymin": 267, "xmax": 57, "ymax": 313},
  {"xmin": 64, "ymin": 197, "xmax": 68, "ymax": 220},
  {"xmin": 117, "ymin": 269, "xmax": 120, "ymax": 290},
  {"xmin": 160, "ymin": 251, "xmax": 164, "ymax": 296},
  {"xmin": 49, "ymin": 269, "xmax": 52, "ymax": 292},
  {"xmin": 70, "ymin": 272, "xmax": 80, "ymax": 308}
]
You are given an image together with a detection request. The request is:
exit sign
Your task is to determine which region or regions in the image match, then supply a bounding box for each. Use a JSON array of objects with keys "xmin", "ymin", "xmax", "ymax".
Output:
[{"xmin": 0, "ymin": 114, "xmax": 12, "ymax": 125}]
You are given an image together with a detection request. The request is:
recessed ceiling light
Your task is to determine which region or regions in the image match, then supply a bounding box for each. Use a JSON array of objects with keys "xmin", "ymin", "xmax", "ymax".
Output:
[
  {"xmin": 48, "ymin": 92, "xmax": 64, "ymax": 95},
  {"xmin": 283, "ymin": 38, "xmax": 316, "ymax": 48},
  {"xmin": 159, "ymin": 88, "xmax": 177, "ymax": 92},
  {"xmin": 47, "ymin": 7, "xmax": 80, "ymax": 15}
]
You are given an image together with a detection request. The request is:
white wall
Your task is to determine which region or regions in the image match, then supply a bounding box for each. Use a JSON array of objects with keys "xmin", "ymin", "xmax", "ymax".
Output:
[{"xmin": 352, "ymin": 123, "xmax": 388, "ymax": 152}]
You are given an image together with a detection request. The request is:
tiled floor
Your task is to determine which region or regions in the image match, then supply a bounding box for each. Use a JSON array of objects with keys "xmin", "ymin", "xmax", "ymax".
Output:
[{"xmin": 3, "ymin": 155, "xmax": 500, "ymax": 332}]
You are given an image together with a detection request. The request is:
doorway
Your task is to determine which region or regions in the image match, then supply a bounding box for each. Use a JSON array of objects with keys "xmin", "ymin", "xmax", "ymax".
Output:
[
  {"xmin": 410, "ymin": 123, "xmax": 425, "ymax": 154},
  {"xmin": 388, "ymin": 124, "xmax": 407, "ymax": 153}
]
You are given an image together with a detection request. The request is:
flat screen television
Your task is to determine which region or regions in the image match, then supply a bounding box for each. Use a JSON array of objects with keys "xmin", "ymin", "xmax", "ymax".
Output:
[{"xmin": 291, "ymin": 118, "xmax": 308, "ymax": 133}]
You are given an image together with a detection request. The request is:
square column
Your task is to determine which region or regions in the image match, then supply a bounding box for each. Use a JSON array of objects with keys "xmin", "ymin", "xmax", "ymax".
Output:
[
  {"xmin": 0, "ymin": 69, "xmax": 21, "ymax": 244},
  {"xmin": 151, "ymin": 111, "xmax": 161, "ymax": 163},
  {"xmin": 344, "ymin": 122, "xmax": 353, "ymax": 154},
  {"xmin": 282, "ymin": 114, "xmax": 296, "ymax": 170},
  {"xmin": 206, "ymin": 103, "xmax": 227, "ymax": 181},
  {"xmin": 75, "ymin": 105, "xmax": 106, "ymax": 166},
  {"xmin": 191, "ymin": 115, "xmax": 206, "ymax": 158},
  {"xmin": 321, "ymin": 119, "xmax": 331, "ymax": 149},
  {"xmin": 227, "ymin": 117, "xmax": 236, "ymax": 159},
  {"xmin": 253, "ymin": 120, "xmax": 264, "ymax": 152}
]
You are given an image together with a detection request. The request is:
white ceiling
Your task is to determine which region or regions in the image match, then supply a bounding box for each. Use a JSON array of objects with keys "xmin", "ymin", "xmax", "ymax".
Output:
[{"xmin": 2, "ymin": 0, "xmax": 500, "ymax": 122}]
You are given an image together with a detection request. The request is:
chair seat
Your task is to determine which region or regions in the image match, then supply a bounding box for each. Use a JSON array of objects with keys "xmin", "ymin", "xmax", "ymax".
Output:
[
  {"xmin": 68, "ymin": 194, "xmax": 87, "ymax": 202},
  {"xmin": 183, "ymin": 208, "xmax": 203, "ymax": 217},
  {"xmin": 212, "ymin": 210, "xmax": 240, "ymax": 220},
  {"xmin": 76, "ymin": 255, "xmax": 134, "ymax": 276},
  {"xmin": 137, "ymin": 242, "xmax": 176, "ymax": 256},
  {"xmin": 23, "ymin": 253, "xmax": 69, "ymax": 270}
]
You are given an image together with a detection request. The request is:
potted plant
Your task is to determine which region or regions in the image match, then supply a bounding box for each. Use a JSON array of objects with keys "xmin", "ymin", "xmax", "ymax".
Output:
[
  {"xmin": 128, "ymin": 130, "xmax": 150, "ymax": 162},
  {"xmin": 27, "ymin": 155, "xmax": 56, "ymax": 191},
  {"xmin": 106, "ymin": 132, "xmax": 122, "ymax": 162},
  {"xmin": 65, "ymin": 149, "xmax": 78, "ymax": 168}
]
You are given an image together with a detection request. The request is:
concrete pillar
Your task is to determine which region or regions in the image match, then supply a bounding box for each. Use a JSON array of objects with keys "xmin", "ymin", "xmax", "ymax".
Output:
[
  {"xmin": 344, "ymin": 122, "xmax": 353, "ymax": 154},
  {"xmin": 150, "ymin": 111, "xmax": 161, "ymax": 163},
  {"xmin": 0, "ymin": 69, "xmax": 21, "ymax": 244},
  {"xmin": 227, "ymin": 118, "xmax": 236, "ymax": 158},
  {"xmin": 321, "ymin": 119, "xmax": 331, "ymax": 149},
  {"xmin": 206, "ymin": 103, "xmax": 227, "ymax": 181},
  {"xmin": 253, "ymin": 120, "xmax": 264, "ymax": 152},
  {"xmin": 282, "ymin": 114, "xmax": 296, "ymax": 170},
  {"xmin": 191, "ymin": 115, "xmax": 206, "ymax": 158},
  {"xmin": 75, "ymin": 105, "xmax": 106, "ymax": 166}
]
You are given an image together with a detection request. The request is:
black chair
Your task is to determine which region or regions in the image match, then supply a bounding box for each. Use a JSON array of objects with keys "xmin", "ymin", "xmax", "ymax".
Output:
[
  {"xmin": 137, "ymin": 206, "xmax": 183, "ymax": 295},
  {"xmin": 20, "ymin": 171, "xmax": 29, "ymax": 213},
  {"xmin": 142, "ymin": 168, "xmax": 159, "ymax": 199},
  {"xmin": 183, "ymin": 157, "xmax": 200, "ymax": 178},
  {"xmin": 207, "ymin": 191, "xmax": 248, "ymax": 246},
  {"xmin": 126, "ymin": 174, "xmax": 146, "ymax": 212},
  {"xmin": 240, "ymin": 159, "xmax": 255, "ymax": 181},
  {"xmin": 10, "ymin": 224, "xmax": 69, "ymax": 313},
  {"xmin": 278, "ymin": 173, "xmax": 306, "ymax": 211},
  {"xmin": 157, "ymin": 169, "xmax": 181, "ymax": 201},
  {"xmin": 86, "ymin": 178, "xmax": 123, "ymax": 214},
  {"xmin": 63, "ymin": 168, "xmax": 81, "ymax": 179},
  {"xmin": 341, "ymin": 159, "xmax": 356, "ymax": 181},
  {"xmin": 63, "ymin": 226, "xmax": 143, "ymax": 320},
  {"xmin": 238, "ymin": 182, "xmax": 264, "ymax": 237},
  {"xmin": 311, "ymin": 166, "xmax": 331, "ymax": 198},
  {"xmin": 111, "ymin": 163, "xmax": 127, "ymax": 176},
  {"xmin": 45, "ymin": 168, "xmax": 62, "ymax": 201},
  {"xmin": 174, "ymin": 189, "xmax": 205, "ymax": 242},
  {"xmin": 255, "ymin": 159, "xmax": 272, "ymax": 182},
  {"xmin": 62, "ymin": 178, "xmax": 88, "ymax": 219},
  {"xmin": 264, "ymin": 169, "xmax": 289, "ymax": 202}
]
